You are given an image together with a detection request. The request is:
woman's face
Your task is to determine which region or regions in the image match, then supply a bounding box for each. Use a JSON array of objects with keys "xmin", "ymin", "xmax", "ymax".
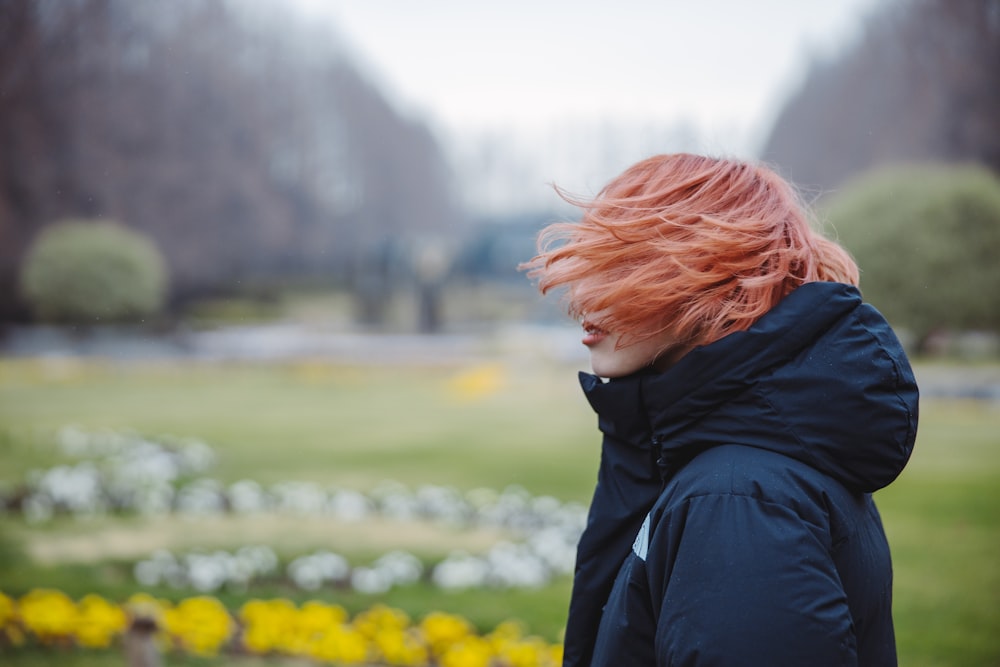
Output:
[{"xmin": 581, "ymin": 316, "xmax": 689, "ymax": 378}]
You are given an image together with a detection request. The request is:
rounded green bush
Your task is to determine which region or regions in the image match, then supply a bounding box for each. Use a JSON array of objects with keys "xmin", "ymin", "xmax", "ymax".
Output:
[
  {"xmin": 20, "ymin": 220, "xmax": 169, "ymax": 324},
  {"xmin": 821, "ymin": 163, "xmax": 1000, "ymax": 345}
]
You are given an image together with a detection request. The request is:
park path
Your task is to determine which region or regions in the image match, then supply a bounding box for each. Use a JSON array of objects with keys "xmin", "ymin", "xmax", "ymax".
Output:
[{"xmin": 2, "ymin": 324, "xmax": 998, "ymax": 399}]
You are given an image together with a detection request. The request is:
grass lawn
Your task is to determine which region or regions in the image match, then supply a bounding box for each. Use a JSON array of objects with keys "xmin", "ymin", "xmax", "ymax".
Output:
[
  {"xmin": 0, "ymin": 358, "xmax": 597, "ymax": 498},
  {"xmin": 0, "ymin": 357, "xmax": 998, "ymax": 666},
  {"xmin": 876, "ymin": 399, "xmax": 1000, "ymax": 667}
]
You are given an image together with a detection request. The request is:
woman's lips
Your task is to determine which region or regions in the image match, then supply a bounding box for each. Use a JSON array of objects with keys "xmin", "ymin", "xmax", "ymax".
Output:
[{"xmin": 581, "ymin": 321, "xmax": 607, "ymax": 347}]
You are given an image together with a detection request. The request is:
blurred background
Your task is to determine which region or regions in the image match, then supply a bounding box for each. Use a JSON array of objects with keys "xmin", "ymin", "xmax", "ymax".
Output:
[
  {"xmin": 0, "ymin": 0, "xmax": 996, "ymax": 349},
  {"xmin": 0, "ymin": 1, "xmax": 998, "ymax": 666}
]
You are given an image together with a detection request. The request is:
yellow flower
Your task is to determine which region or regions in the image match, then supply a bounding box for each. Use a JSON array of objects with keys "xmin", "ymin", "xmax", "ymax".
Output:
[
  {"xmin": 0, "ymin": 591, "xmax": 15, "ymax": 628},
  {"xmin": 75, "ymin": 594, "xmax": 127, "ymax": 648},
  {"xmin": 447, "ymin": 364, "xmax": 506, "ymax": 401},
  {"xmin": 419, "ymin": 611, "xmax": 474, "ymax": 656},
  {"xmin": 294, "ymin": 601, "xmax": 350, "ymax": 657},
  {"xmin": 19, "ymin": 589, "xmax": 78, "ymax": 641},
  {"xmin": 485, "ymin": 621, "xmax": 564, "ymax": 667},
  {"xmin": 372, "ymin": 626, "xmax": 429, "ymax": 666},
  {"xmin": 497, "ymin": 635, "xmax": 554, "ymax": 667},
  {"xmin": 353, "ymin": 603, "xmax": 410, "ymax": 638},
  {"xmin": 3, "ymin": 588, "xmax": 561, "ymax": 667},
  {"xmin": 124, "ymin": 592, "xmax": 171, "ymax": 620},
  {"xmin": 299, "ymin": 600, "xmax": 349, "ymax": 633},
  {"xmin": 162, "ymin": 596, "xmax": 233, "ymax": 656},
  {"xmin": 486, "ymin": 618, "xmax": 525, "ymax": 652},
  {"xmin": 0, "ymin": 591, "xmax": 24, "ymax": 646},
  {"xmin": 239, "ymin": 598, "xmax": 297, "ymax": 654},
  {"xmin": 310, "ymin": 623, "xmax": 371, "ymax": 665},
  {"xmin": 439, "ymin": 636, "xmax": 493, "ymax": 667}
]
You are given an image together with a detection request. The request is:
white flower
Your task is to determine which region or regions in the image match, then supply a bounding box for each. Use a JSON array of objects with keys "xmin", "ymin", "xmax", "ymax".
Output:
[
  {"xmin": 527, "ymin": 528, "xmax": 576, "ymax": 575},
  {"xmin": 288, "ymin": 550, "xmax": 349, "ymax": 590},
  {"xmin": 351, "ymin": 566, "xmax": 391, "ymax": 594},
  {"xmin": 177, "ymin": 438, "xmax": 215, "ymax": 473},
  {"xmin": 486, "ymin": 542, "xmax": 549, "ymax": 588},
  {"xmin": 37, "ymin": 463, "xmax": 100, "ymax": 512},
  {"xmin": 236, "ymin": 545, "xmax": 279, "ymax": 576},
  {"xmin": 229, "ymin": 480, "xmax": 269, "ymax": 513},
  {"xmin": 175, "ymin": 479, "xmax": 225, "ymax": 515},
  {"xmin": 288, "ymin": 557, "xmax": 325, "ymax": 591},
  {"xmin": 432, "ymin": 551, "xmax": 489, "ymax": 590},
  {"xmin": 185, "ymin": 552, "xmax": 230, "ymax": 592},
  {"xmin": 373, "ymin": 550, "xmax": 423, "ymax": 585},
  {"xmin": 311, "ymin": 551, "xmax": 350, "ymax": 581},
  {"xmin": 531, "ymin": 494, "xmax": 562, "ymax": 516},
  {"xmin": 132, "ymin": 483, "xmax": 174, "ymax": 515},
  {"xmin": 155, "ymin": 550, "xmax": 187, "ymax": 589},
  {"xmin": 328, "ymin": 489, "xmax": 372, "ymax": 521},
  {"xmin": 416, "ymin": 485, "xmax": 469, "ymax": 524},
  {"xmin": 111, "ymin": 443, "xmax": 180, "ymax": 486},
  {"xmin": 380, "ymin": 492, "xmax": 419, "ymax": 521},
  {"xmin": 271, "ymin": 481, "xmax": 327, "ymax": 515}
]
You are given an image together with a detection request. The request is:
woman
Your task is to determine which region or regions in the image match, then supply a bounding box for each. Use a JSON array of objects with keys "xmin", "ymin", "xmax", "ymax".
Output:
[{"xmin": 522, "ymin": 154, "xmax": 918, "ymax": 666}]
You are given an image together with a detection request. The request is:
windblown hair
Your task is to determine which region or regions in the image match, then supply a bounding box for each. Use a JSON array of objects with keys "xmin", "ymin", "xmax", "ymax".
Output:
[{"xmin": 521, "ymin": 153, "xmax": 859, "ymax": 349}]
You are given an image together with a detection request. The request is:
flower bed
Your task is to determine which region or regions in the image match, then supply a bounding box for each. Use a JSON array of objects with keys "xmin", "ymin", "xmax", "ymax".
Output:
[
  {"xmin": 0, "ymin": 588, "xmax": 563, "ymax": 666},
  {"xmin": 4, "ymin": 427, "xmax": 586, "ymax": 594},
  {"xmin": 2, "ymin": 428, "xmax": 576, "ymax": 663}
]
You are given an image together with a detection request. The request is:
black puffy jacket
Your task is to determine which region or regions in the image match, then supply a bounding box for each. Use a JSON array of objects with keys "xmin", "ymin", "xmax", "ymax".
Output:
[{"xmin": 563, "ymin": 282, "xmax": 919, "ymax": 667}]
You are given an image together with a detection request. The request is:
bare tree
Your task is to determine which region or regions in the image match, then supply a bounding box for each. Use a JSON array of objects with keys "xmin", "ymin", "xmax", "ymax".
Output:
[
  {"xmin": 0, "ymin": 0, "xmax": 460, "ymax": 321},
  {"xmin": 761, "ymin": 0, "xmax": 1000, "ymax": 191}
]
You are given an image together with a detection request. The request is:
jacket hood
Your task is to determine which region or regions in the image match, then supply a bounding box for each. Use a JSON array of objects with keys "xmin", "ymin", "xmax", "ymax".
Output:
[{"xmin": 582, "ymin": 282, "xmax": 919, "ymax": 493}]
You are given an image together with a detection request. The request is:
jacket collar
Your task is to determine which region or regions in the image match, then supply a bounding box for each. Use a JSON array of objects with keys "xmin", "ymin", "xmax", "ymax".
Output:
[{"xmin": 580, "ymin": 282, "xmax": 918, "ymax": 492}]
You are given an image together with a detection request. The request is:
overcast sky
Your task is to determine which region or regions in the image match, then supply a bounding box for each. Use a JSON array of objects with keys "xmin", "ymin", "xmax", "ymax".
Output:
[{"xmin": 295, "ymin": 0, "xmax": 886, "ymax": 152}]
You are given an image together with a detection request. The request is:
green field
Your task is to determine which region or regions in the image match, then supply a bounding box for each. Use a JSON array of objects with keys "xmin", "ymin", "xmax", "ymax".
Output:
[{"xmin": 1, "ymin": 357, "xmax": 998, "ymax": 666}]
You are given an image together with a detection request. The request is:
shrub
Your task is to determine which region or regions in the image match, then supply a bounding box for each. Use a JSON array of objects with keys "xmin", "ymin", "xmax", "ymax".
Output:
[
  {"xmin": 20, "ymin": 220, "xmax": 169, "ymax": 324},
  {"xmin": 821, "ymin": 163, "xmax": 1000, "ymax": 349}
]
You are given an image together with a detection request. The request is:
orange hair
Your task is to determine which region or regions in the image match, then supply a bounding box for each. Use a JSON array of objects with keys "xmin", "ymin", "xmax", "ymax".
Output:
[{"xmin": 521, "ymin": 153, "xmax": 859, "ymax": 349}]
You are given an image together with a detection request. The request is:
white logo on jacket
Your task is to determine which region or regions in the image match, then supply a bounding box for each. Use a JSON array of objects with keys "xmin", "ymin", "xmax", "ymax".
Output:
[{"xmin": 633, "ymin": 512, "xmax": 650, "ymax": 561}]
